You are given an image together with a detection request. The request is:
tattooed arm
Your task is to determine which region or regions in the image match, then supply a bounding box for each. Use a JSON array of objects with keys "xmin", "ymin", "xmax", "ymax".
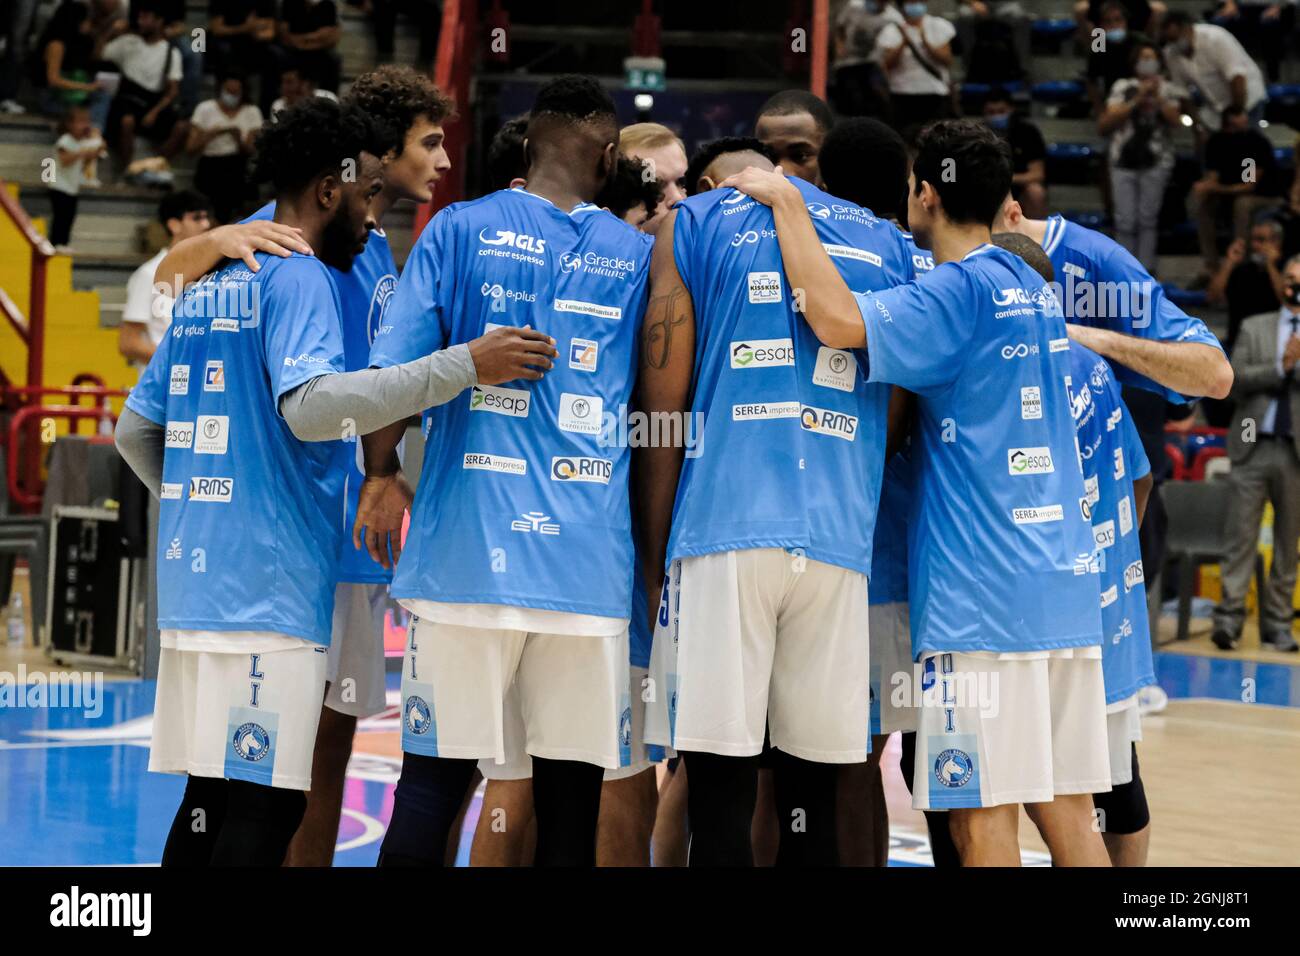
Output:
[{"xmin": 635, "ymin": 209, "xmax": 696, "ymax": 627}]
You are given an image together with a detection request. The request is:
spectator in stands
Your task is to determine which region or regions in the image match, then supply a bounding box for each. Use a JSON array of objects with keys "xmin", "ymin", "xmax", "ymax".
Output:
[
  {"xmin": 483, "ymin": 114, "xmax": 528, "ymax": 193},
  {"xmin": 47, "ymin": 104, "xmax": 106, "ymax": 251},
  {"xmin": 270, "ymin": 0, "xmax": 343, "ymax": 104},
  {"xmin": 1212, "ymin": 252, "xmax": 1300, "ymax": 653},
  {"xmin": 874, "ymin": 1, "xmax": 955, "ymax": 139},
  {"xmin": 118, "ymin": 189, "xmax": 212, "ymax": 368},
  {"xmin": 619, "ymin": 122, "xmax": 688, "ymax": 235},
  {"xmin": 955, "ymin": 1, "xmax": 1030, "ymax": 86},
  {"xmin": 1085, "ymin": 2, "xmax": 1138, "ymax": 118},
  {"xmin": 1193, "ymin": 105, "xmax": 1284, "ymax": 281},
  {"xmin": 1161, "ymin": 11, "xmax": 1267, "ymax": 130},
  {"xmin": 268, "ymin": 65, "xmax": 337, "ymax": 117},
  {"xmin": 1211, "ymin": 1, "xmax": 1295, "ymax": 83},
  {"xmin": 103, "ymin": 0, "xmax": 191, "ymax": 173},
  {"xmin": 1100, "ymin": 40, "xmax": 1185, "ymax": 273},
  {"xmin": 829, "ymin": 0, "xmax": 901, "ymax": 119},
  {"xmin": 754, "ymin": 89, "xmax": 834, "ymax": 187},
  {"xmin": 369, "ymin": 0, "xmax": 440, "ymax": 72},
  {"xmin": 983, "ymin": 87, "xmax": 1047, "ymax": 219},
  {"xmin": 90, "ymin": 0, "xmax": 129, "ymax": 38},
  {"xmin": 1, "ymin": 0, "xmax": 40, "ymax": 114},
  {"xmin": 188, "ymin": 73, "xmax": 262, "ymax": 223},
  {"xmin": 1207, "ymin": 219, "xmax": 1286, "ymax": 355},
  {"xmin": 32, "ymin": 1, "xmax": 113, "ymax": 132},
  {"xmin": 1076, "ymin": 0, "xmax": 1165, "ymax": 45},
  {"xmin": 208, "ymin": 0, "xmax": 276, "ymax": 98},
  {"xmin": 158, "ymin": 0, "xmax": 201, "ymax": 116}
]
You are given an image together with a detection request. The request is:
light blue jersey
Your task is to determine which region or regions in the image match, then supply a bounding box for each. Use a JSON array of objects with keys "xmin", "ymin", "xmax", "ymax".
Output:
[
  {"xmin": 246, "ymin": 202, "xmax": 399, "ymax": 584},
  {"xmin": 1042, "ymin": 214, "xmax": 1225, "ymax": 402},
  {"xmin": 370, "ymin": 188, "xmax": 653, "ymax": 619},
  {"xmin": 857, "ymin": 244, "xmax": 1103, "ymax": 657},
  {"xmin": 668, "ymin": 179, "xmax": 916, "ymax": 577},
  {"xmin": 127, "ymin": 253, "xmax": 347, "ymax": 644},
  {"xmin": 1068, "ymin": 343, "xmax": 1155, "ymax": 704}
]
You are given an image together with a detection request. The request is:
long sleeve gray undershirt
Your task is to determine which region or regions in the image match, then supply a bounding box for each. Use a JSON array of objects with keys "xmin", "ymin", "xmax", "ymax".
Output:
[{"xmin": 114, "ymin": 344, "xmax": 477, "ymax": 498}]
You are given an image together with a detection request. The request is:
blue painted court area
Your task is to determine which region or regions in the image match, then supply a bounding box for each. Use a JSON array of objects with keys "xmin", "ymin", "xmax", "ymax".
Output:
[{"xmin": 0, "ymin": 652, "xmax": 1295, "ymax": 866}]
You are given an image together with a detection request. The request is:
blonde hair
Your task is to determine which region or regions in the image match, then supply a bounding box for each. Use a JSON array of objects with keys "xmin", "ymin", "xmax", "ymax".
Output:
[{"xmin": 619, "ymin": 122, "xmax": 685, "ymax": 158}]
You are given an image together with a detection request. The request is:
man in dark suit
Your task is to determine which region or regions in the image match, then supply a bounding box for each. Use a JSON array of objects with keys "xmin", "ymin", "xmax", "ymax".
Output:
[{"xmin": 1213, "ymin": 254, "xmax": 1300, "ymax": 652}]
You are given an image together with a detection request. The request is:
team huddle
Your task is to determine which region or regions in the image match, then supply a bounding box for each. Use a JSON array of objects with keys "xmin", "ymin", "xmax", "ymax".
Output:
[{"xmin": 114, "ymin": 67, "xmax": 1231, "ymax": 867}]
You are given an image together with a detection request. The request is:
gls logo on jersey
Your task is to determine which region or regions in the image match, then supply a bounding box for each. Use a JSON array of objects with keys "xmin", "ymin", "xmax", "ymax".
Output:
[
  {"xmin": 747, "ymin": 272, "xmax": 782, "ymax": 304},
  {"xmin": 1008, "ymin": 447, "xmax": 1054, "ymax": 475},
  {"xmin": 730, "ymin": 338, "xmax": 794, "ymax": 369},
  {"xmin": 188, "ymin": 476, "xmax": 233, "ymax": 503},
  {"xmin": 203, "ymin": 360, "xmax": 224, "ymax": 392},
  {"xmin": 469, "ymin": 384, "xmax": 530, "ymax": 418},
  {"xmin": 551, "ymin": 456, "xmax": 612, "ymax": 484},
  {"xmin": 478, "ymin": 227, "xmax": 547, "ymax": 254},
  {"xmin": 558, "ymin": 393, "xmax": 604, "ymax": 434},
  {"xmin": 194, "ymin": 415, "xmax": 229, "ymax": 455},
  {"xmin": 800, "ymin": 405, "xmax": 857, "ymax": 441},
  {"xmin": 812, "ymin": 346, "xmax": 857, "ymax": 391},
  {"xmin": 164, "ymin": 421, "xmax": 194, "ymax": 449},
  {"xmin": 569, "ymin": 338, "xmax": 598, "ymax": 372}
]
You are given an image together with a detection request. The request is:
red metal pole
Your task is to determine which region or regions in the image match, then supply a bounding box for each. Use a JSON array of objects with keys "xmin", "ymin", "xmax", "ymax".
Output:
[{"xmin": 810, "ymin": 0, "xmax": 829, "ymax": 100}]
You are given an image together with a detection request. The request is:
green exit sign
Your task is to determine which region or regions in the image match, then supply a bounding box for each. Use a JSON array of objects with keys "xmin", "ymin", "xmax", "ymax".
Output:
[{"xmin": 624, "ymin": 56, "xmax": 666, "ymax": 92}]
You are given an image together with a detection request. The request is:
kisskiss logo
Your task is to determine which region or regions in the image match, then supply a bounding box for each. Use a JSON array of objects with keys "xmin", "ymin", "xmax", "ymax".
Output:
[
  {"xmin": 1008, "ymin": 447, "xmax": 1054, "ymax": 475},
  {"xmin": 551, "ymin": 456, "xmax": 612, "ymax": 484},
  {"xmin": 188, "ymin": 476, "xmax": 233, "ymax": 502},
  {"xmin": 730, "ymin": 338, "xmax": 794, "ymax": 368}
]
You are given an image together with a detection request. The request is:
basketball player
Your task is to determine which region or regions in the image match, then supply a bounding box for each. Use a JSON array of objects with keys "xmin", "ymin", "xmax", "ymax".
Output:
[
  {"xmin": 149, "ymin": 66, "xmax": 459, "ymax": 865},
  {"xmin": 358, "ymin": 75, "xmax": 653, "ymax": 868},
  {"xmin": 723, "ymin": 119, "xmax": 1112, "ymax": 866},
  {"xmin": 754, "ymin": 89, "xmax": 834, "ymax": 187},
  {"xmin": 637, "ymin": 135, "xmax": 916, "ymax": 866},
  {"xmin": 618, "ymin": 122, "xmax": 688, "ymax": 234},
  {"xmin": 114, "ymin": 98, "xmax": 552, "ymax": 866}
]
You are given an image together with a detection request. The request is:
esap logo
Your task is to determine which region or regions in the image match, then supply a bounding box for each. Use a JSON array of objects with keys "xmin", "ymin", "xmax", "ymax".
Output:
[
  {"xmin": 1100, "ymin": 584, "xmax": 1118, "ymax": 608},
  {"xmin": 1020, "ymin": 386, "xmax": 1042, "ymax": 420},
  {"xmin": 194, "ymin": 415, "xmax": 229, "ymax": 455},
  {"xmin": 800, "ymin": 405, "xmax": 858, "ymax": 441},
  {"xmin": 822, "ymin": 244, "xmax": 882, "ymax": 267},
  {"xmin": 463, "ymin": 452, "xmax": 527, "ymax": 476},
  {"xmin": 165, "ymin": 421, "xmax": 194, "ymax": 449},
  {"xmin": 1008, "ymin": 447, "xmax": 1054, "ymax": 475},
  {"xmin": 1118, "ymin": 495, "xmax": 1133, "ymax": 536},
  {"xmin": 160, "ymin": 482, "xmax": 182, "ymax": 500},
  {"xmin": 551, "ymin": 456, "xmax": 612, "ymax": 484},
  {"xmin": 169, "ymin": 365, "xmax": 190, "ymax": 395},
  {"xmin": 1012, "ymin": 504, "xmax": 1064, "ymax": 525},
  {"xmin": 554, "ymin": 299, "xmax": 622, "ymax": 321},
  {"xmin": 1093, "ymin": 519, "xmax": 1116, "ymax": 550},
  {"xmin": 813, "ymin": 346, "xmax": 857, "ymax": 391},
  {"xmin": 730, "ymin": 338, "xmax": 794, "ymax": 369},
  {"xmin": 511, "ymin": 511, "xmax": 560, "ymax": 535},
  {"xmin": 477, "ymin": 227, "xmax": 547, "ymax": 254},
  {"xmin": 188, "ymin": 476, "xmax": 233, "ymax": 503},
  {"xmin": 747, "ymin": 271, "xmax": 782, "ymax": 304},
  {"xmin": 1124, "ymin": 559, "xmax": 1144, "ymax": 593},
  {"xmin": 210, "ymin": 317, "xmax": 240, "ymax": 333},
  {"xmin": 469, "ymin": 384, "xmax": 530, "ymax": 418},
  {"xmin": 732, "ymin": 401, "xmax": 801, "ymax": 421},
  {"xmin": 558, "ymin": 392, "xmax": 604, "ymax": 434},
  {"xmin": 203, "ymin": 360, "xmax": 225, "ymax": 392},
  {"xmin": 569, "ymin": 338, "xmax": 598, "ymax": 372}
]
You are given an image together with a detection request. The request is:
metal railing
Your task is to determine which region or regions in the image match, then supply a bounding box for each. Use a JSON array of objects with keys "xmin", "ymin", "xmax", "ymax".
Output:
[{"xmin": 0, "ymin": 178, "xmax": 54, "ymax": 391}]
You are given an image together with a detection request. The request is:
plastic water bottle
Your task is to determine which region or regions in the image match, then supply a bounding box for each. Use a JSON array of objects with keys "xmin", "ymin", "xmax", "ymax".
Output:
[{"xmin": 6, "ymin": 591, "xmax": 24, "ymax": 648}]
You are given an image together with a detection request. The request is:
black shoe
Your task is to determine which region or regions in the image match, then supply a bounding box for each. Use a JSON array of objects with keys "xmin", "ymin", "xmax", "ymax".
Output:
[
  {"xmin": 1263, "ymin": 631, "xmax": 1300, "ymax": 652},
  {"xmin": 1211, "ymin": 629, "xmax": 1238, "ymax": 650}
]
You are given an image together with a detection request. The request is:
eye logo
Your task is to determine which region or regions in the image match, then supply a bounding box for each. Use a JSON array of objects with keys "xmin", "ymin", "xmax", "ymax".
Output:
[
  {"xmin": 806, "ymin": 202, "xmax": 831, "ymax": 219},
  {"xmin": 559, "ymin": 252, "xmax": 583, "ymax": 273}
]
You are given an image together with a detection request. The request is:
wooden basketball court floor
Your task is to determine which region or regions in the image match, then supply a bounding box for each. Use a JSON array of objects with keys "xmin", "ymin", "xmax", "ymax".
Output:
[{"xmin": 2, "ymin": 567, "xmax": 1298, "ymax": 866}]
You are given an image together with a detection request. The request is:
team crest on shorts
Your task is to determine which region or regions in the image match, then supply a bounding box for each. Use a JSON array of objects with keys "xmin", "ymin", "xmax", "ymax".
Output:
[
  {"xmin": 619, "ymin": 706, "xmax": 632, "ymax": 747},
  {"xmin": 934, "ymin": 748, "xmax": 974, "ymax": 788},
  {"xmin": 405, "ymin": 696, "xmax": 432, "ymax": 735},
  {"xmin": 232, "ymin": 722, "xmax": 271, "ymax": 762}
]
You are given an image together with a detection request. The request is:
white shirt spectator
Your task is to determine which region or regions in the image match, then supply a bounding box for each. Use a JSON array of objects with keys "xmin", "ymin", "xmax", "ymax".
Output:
[
  {"xmin": 875, "ymin": 15, "xmax": 957, "ymax": 96},
  {"xmin": 51, "ymin": 131, "xmax": 104, "ymax": 196},
  {"xmin": 122, "ymin": 247, "xmax": 174, "ymax": 365},
  {"xmin": 835, "ymin": 0, "xmax": 904, "ymax": 67},
  {"xmin": 1164, "ymin": 23, "xmax": 1266, "ymax": 129},
  {"xmin": 101, "ymin": 33, "xmax": 182, "ymax": 94},
  {"xmin": 190, "ymin": 99, "xmax": 263, "ymax": 157}
]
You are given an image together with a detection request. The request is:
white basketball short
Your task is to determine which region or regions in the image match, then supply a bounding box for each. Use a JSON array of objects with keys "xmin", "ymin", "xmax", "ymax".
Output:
[
  {"xmin": 911, "ymin": 646, "xmax": 1111, "ymax": 810},
  {"xmin": 1105, "ymin": 693, "xmax": 1143, "ymax": 787},
  {"xmin": 399, "ymin": 617, "xmax": 631, "ymax": 770},
  {"xmin": 870, "ymin": 601, "xmax": 918, "ymax": 736},
  {"xmin": 643, "ymin": 548, "xmax": 871, "ymax": 764},
  {"xmin": 150, "ymin": 630, "xmax": 328, "ymax": 791},
  {"xmin": 325, "ymin": 581, "xmax": 390, "ymax": 718},
  {"xmin": 477, "ymin": 664, "xmax": 660, "ymax": 782}
]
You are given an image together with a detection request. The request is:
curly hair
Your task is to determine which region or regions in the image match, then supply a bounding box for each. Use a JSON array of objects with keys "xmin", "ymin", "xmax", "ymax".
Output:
[
  {"xmin": 595, "ymin": 156, "xmax": 663, "ymax": 222},
  {"xmin": 344, "ymin": 65, "xmax": 456, "ymax": 155},
  {"xmin": 684, "ymin": 136, "xmax": 777, "ymax": 195},
  {"xmin": 251, "ymin": 97, "xmax": 401, "ymax": 194}
]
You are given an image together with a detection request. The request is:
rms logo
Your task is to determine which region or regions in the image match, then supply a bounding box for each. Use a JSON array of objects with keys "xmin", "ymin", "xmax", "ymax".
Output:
[
  {"xmin": 478, "ymin": 227, "xmax": 547, "ymax": 254},
  {"xmin": 188, "ymin": 477, "xmax": 233, "ymax": 502}
]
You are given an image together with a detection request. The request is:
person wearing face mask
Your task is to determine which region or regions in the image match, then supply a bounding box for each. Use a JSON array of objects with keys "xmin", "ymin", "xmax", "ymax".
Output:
[
  {"xmin": 1099, "ymin": 41, "xmax": 1186, "ymax": 274},
  {"xmin": 188, "ymin": 74, "xmax": 264, "ymax": 224},
  {"xmin": 1085, "ymin": 2, "xmax": 1137, "ymax": 118},
  {"xmin": 1160, "ymin": 11, "xmax": 1266, "ymax": 131},
  {"xmin": 1212, "ymin": 254, "xmax": 1300, "ymax": 654},
  {"xmin": 874, "ymin": 1, "xmax": 956, "ymax": 139},
  {"xmin": 1207, "ymin": 219, "xmax": 1285, "ymax": 358},
  {"xmin": 983, "ymin": 88, "xmax": 1047, "ymax": 219}
]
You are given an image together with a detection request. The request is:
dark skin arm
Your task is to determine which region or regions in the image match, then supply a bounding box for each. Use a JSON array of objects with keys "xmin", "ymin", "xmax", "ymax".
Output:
[
  {"xmin": 1134, "ymin": 472, "xmax": 1152, "ymax": 526},
  {"xmin": 885, "ymin": 386, "xmax": 915, "ymax": 460},
  {"xmin": 635, "ymin": 209, "xmax": 696, "ymax": 630}
]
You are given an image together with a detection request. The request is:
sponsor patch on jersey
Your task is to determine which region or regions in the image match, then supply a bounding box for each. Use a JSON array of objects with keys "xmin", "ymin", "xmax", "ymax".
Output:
[
  {"xmin": 558, "ymin": 392, "xmax": 604, "ymax": 434},
  {"xmin": 812, "ymin": 347, "xmax": 857, "ymax": 392},
  {"xmin": 747, "ymin": 271, "xmax": 782, "ymax": 304},
  {"xmin": 510, "ymin": 511, "xmax": 560, "ymax": 535},
  {"xmin": 1012, "ymin": 504, "xmax": 1064, "ymax": 525},
  {"xmin": 554, "ymin": 299, "xmax": 622, "ymax": 321},
  {"xmin": 822, "ymin": 243, "xmax": 882, "ymax": 266},
  {"xmin": 203, "ymin": 360, "xmax": 225, "ymax": 392},
  {"xmin": 1100, "ymin": 584, "xmax": 1118, "ymax": 608},
  {"xmin": 800, "ymin": 405, "xmax": 858, "ymax": 441},
  {"xmin": 1084, "ymin": 475, "xmax": 1100, "ymax": 507},
  {"xmin": 188, "ymin": 476, "xmax": 233, "ymax": 503},
  {"xmin": 1118, "ymin": 495, "xmax": 1133, "ymax": 536},
  {"xmin": 169, "ymin": 365, "xmax": 190, "ymax": 396},
  {"xmin": 194, "ymin": 415, "xmax": 228, "ymax": 455},
  {"xmin": 1113, "ymin": 448, "xmax": 1126, "ymax": 480},
  {"xmin": 730, "ymin": 338, "xmax": 794, "ymax": 369},
  {"xmin": 1049, "ymin": 338, "xmax": 1070, "ymax": 353},
  {"xmin": 469, "ymin": 384, "xmax": 530, "ymax": 418},
  {"xmin": 550, "ymin": 456, "xmax": 612, "ymax": 484},
  {"xmin": 1093, "ymin": 519, "xmax": 1116, "ymax": 550},
  {"xmin": 164, "ymin": 421, "xmax": 194, "ymax": 449},
  {"xmin": 1020, "ymin": 386, "xmax": 1042, "ymax": 420},
  {"xmin": 1008, "ymin": 447, "xmax": 1055, "ymax": 476},
  {"xmin": 732, "ymin": 401, "xmax": 801, "ymax": 421},
  {"xmin": 1124, "ymin": 559, "xmax": 1144, "ymax": 592},
  {"xmin": 210, "ymin": 317, "xmax": 240, "ymax": 333},
  {"xmin": 569, "ymin": 338, "xmax": 598, "ymax": 372},
  {"xmin": 463, "ymin": 452, "xmax": 527, "ymax": 476},
  {"xmin": 160, "ymin": 482, "xmax": 183, "ymax": 500}
]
